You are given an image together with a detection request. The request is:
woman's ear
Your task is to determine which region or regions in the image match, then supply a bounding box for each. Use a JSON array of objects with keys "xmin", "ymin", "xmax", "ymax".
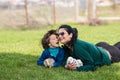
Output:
[{"xmin": 69, "ymin": 33, "xmax": 73, "ymax": 38}]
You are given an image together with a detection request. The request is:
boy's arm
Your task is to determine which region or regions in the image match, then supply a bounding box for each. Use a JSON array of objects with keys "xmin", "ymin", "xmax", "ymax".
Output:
[
  {"xmin": 37, "ymin": 50, "xmax": 47, "ymax": 66},
  {"xmin": 53, "ymin": 48, "xmax": 64, "ymax": 67}
]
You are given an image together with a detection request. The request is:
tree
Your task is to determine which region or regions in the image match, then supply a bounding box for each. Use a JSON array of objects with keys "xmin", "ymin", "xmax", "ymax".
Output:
[{"xmin": 87, "ymin": 0, "xmax": 99, "ymax": 26}]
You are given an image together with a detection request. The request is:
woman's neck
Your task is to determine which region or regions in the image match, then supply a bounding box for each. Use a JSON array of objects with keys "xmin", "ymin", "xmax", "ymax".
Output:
[{"xmin": 65, "ymin": 44, "xmax": 73, "ymax": 51}]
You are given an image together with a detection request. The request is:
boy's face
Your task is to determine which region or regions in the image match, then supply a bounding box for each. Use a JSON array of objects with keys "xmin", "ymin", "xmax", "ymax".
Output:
[{"xmin": 49, "ymin": 34, "xmax": 59, "ymax": 48}]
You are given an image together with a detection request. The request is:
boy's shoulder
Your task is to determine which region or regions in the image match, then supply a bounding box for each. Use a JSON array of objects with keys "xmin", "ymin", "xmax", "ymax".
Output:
[
  {"xmin": 43, "ymin": 49, "xmax": 49, "ymax": 53},
  {"xmin": 58, "ymin": 46, "xmax": 64, "ymax": 50}
]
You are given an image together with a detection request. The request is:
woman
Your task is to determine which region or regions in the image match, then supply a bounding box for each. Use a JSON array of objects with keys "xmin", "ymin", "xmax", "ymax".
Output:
[{"xmin": 58, "ymin": 24, "xmax": 120, "ymax": 71}]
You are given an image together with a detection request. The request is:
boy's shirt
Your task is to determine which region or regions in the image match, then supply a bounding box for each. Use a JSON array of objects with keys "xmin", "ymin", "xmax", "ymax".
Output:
[{"xmin": 37, "ymin": 47, "xmax": 64, "ymax": 67}]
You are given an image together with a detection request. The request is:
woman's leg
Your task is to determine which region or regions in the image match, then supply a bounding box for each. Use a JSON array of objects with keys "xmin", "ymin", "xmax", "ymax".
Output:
[
  {"xmin": 96, "ymin": 42, "xmax": 120, "ymax": 63},
  {"xmin": 95, "ymin": 42, "xmax": 111, "ymax": 50},
  {"xmin": 109, "ymin": 46, "xmax": 120, "ymax": 63},
  {"xmin": 114, "ymin": 41, "xmax": 120, "ymax": 50}
]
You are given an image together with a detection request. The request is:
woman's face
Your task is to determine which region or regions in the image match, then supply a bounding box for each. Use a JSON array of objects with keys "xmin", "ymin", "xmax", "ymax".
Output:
[{"xmin": 58, "ymin": 28, "xmax": 72, "ymax": 44}]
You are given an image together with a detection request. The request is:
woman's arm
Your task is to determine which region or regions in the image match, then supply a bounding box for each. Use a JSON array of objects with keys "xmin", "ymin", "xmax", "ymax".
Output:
[{"xmin": 66, "ymin": 46, "xmax": 96, "ymax": 71}]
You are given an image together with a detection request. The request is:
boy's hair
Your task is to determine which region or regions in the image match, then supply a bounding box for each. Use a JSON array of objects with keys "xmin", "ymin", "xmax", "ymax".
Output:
[{"xmin": 41, "ymin": 29, "xmax": 58, "ymax": 49}]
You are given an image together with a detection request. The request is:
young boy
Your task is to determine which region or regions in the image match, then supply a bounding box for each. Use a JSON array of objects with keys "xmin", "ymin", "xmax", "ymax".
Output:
[{"xmin": 37, "ymin": 30, "xmax": 64, "ymax": 68}]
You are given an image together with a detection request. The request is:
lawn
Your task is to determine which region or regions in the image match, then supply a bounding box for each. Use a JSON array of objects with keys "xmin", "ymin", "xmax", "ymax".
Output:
[{"xmin": 0, "ymin": 22, "xmax": 120, "ymax": 80}]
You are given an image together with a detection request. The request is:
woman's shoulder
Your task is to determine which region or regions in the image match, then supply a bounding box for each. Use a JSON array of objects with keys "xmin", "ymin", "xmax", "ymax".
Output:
[
  {"xmin": 76, "ymin": 39, "xmax": 89, "ymax": 44},
  {"xmin": 75, "ymin": 39, "xmax": 94, "ymax": 47}
]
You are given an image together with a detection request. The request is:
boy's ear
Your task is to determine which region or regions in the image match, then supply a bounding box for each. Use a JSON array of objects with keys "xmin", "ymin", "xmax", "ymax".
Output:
[
  {"xmin": 48, "ymin": 43, "xmax": 50, "ymax": 46},
  {"xmin": 48, "ymin": 43, "xmax": 51, "ymax": 47}
]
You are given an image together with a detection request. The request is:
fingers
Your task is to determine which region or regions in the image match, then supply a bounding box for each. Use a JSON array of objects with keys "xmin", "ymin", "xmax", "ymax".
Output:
[{"xmin": 65, "ymin": 62, "xmax": 76, "ymax": 70}]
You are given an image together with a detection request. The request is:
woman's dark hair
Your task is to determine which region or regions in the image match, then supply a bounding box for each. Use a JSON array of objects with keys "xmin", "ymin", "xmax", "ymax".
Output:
[
  {"xmin": 41, "ymin": 29, "xmax": 58, "ymax": 49},
  {"xmin": 58, "ymin": 24, "xmax": 78, "ymax": 49}
]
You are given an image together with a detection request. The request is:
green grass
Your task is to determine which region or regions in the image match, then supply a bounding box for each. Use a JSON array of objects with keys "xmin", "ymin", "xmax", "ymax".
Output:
[{"xmin": 0, "ymin": 22, "xmax": 120, "ymax": 80}]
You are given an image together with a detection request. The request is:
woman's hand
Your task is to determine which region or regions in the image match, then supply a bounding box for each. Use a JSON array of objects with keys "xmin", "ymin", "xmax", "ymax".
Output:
[{"xmin": 65, "ymin": 62, "xmax": 77, "ymax": 70}]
